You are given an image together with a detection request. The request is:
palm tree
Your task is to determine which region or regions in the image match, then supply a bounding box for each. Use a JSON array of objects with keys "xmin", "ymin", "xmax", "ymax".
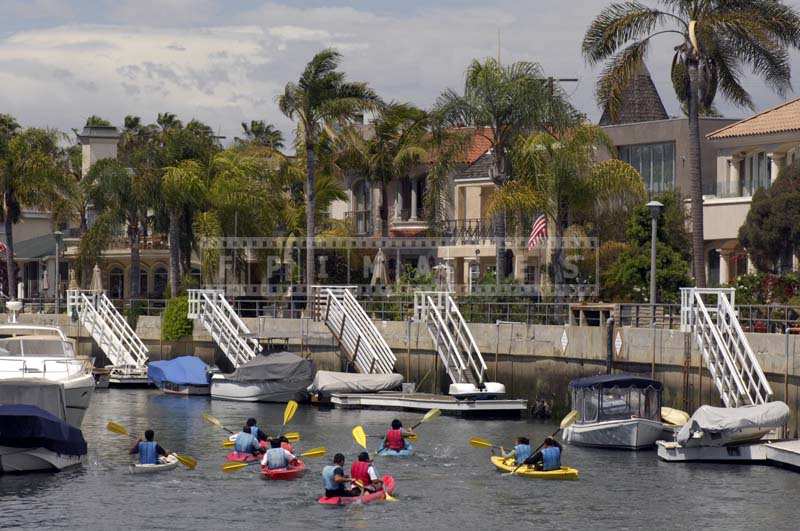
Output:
[
  {"xmin": 436, "ymin": 58, "xmax": 575, "ymax": 287},
  {"xmin": 238, "ymin": 121, "xmax": 285, "ymax": 150},
  {"xmin": 277, "ymin": 48, "xmax": 380, "ymax": 298},
  {"xmin": 582, "ymin": 0, "xmax": 800, "ymax": 287}
]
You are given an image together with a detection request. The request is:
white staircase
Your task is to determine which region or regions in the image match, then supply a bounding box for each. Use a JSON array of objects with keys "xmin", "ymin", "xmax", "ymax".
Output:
[
  {"xmin": 315, "ymin": 286, "xmax": 396, "ymax": 374},
  {"xmin": 187, "ymin": 289, "xmax": 261, "ymax": 369},
  {"xmin": 681, "ymin": 287, "xmax": 772, "ymax": 407},
  {"xmin": 414, "ymin": 291, "xmax": 504, "ymax": 398},
  {"xmin": 66, "ymin": 290, "xmax": 149, "ymax": 374}
]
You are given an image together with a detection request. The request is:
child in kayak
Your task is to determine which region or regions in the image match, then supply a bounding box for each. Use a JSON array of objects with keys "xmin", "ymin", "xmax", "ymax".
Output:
[
  {"xmin": 129, "ymin": 429, "xmax": 169, "ymax": 465},
  {"xmin": 383, "ymin": 419, "xmax": 413, "ymax": 452},
  {"xmin": 501, "ymin": 437, "xmax": 532, "ymax": 465},
  {"xmin": 524, "ymin": 437, "xmax": 562, "ymax": 471},
  {"xmin": 245, "ymin": 418, "xmax": 267, "ymax": 442},
  {"xmin": 322, "ymin": 453, "xmax": 358, "ymax": 498},
  {"xmin": 279, "ymin": 435, "xmax": 294, "ymax": 453},
  {"xmin": 234, "ymin": 426, "xmax": 262, "ymax": 456},
  {"xmin": 350, "ymin": 451, "xmax": 382, "ymax": 493},
  {"xmin": 262, "ymin": 438, "xmax": 297, "ymax": 470}
]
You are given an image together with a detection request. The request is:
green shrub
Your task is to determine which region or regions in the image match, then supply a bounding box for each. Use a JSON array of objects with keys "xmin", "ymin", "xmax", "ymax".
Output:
[
  {"xmin": 161, "ymin": 295, "xmax": 193, "ymax": 342},
  {"xmin": 125, "ymin": 301, "xmax": 145, "ymax": 330}
]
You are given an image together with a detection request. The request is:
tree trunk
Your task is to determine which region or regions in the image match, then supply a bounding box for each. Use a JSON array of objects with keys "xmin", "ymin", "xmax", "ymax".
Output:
[
  {"xmin": 168, "ymin": 209, "xmax": 181, "ymax": 297},
  {"xmin": 687, "ymin": 62, "xmax": 706, "ymax": 287},
  {"xmin": 3, "ymin": 190, "xmax": 15, "ymax": 299},
  {"xmin": 128, "ymin": 217, "xmax": 141, "ymax": 298},
  {"xmin": 494, "ymin": 210, "xmax": 506, "ymax": 289},
  {"xmin": 305, "ymin": 143, "xmax": 316, "ymax": 305}
]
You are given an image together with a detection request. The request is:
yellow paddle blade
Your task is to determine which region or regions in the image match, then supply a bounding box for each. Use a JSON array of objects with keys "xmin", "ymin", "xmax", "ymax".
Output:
[
  {"xmin": 384, "ymin": 491, "xmax": 398, "ymax": 502},
  {"xmin": 221, "ymin": 461, "xmax": 250, "ymax": 473},
  {"xmin": 469, "ymin": 437, "xmax": 494, "ymax": 449},
  {"xmin": 661, "ymin": 407, "xmax": 690, "ymax": 426},
  {"xmin": 106, "ymin": 420, "xmax": 129, "ymax": 437},
  {"xmin": 284, "ymin": 432, "xmax": 301, "ymax": 442},
  {"xmin": 300, "ymin": 447, "xmax": 327, "ymax": 458},
  {"xmin": 174, "ymin": 453, "xmax": 197, "ymax": 470},
  {"xmin": 421, "ymin": 408, "xmax": 441, "ymax": 423},
  {"xmin": 222, "ymin": 440, "xmax": 235, "ymax": 448},
  {"xmin": 352, "ymin": 425, "xmax": 367, "ymax": 449},
  {"xmin": 560, "ymin": 410, "xmax": 579, "ymax": 430},
  {"xmin": 283, "ymin": 400, "xmax": 299, "ymax": 425},
  {"xmin": 202, "ymin": 412, "xmax": 223, "ymax": 428},
  {"xmin": 406, "ymin": 433, "xmax": 418, "ymax": 442}
]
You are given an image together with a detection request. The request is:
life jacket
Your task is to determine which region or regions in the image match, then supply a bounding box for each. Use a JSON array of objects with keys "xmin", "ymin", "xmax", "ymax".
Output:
[
  {"xmin": 514, "ymin": 444, "xmax": 532, "ymax": 465},
  {"xmin": 541, "ymin": 446, "xmax": 561, "ymax": 471},
  {"xmin": 265, "ymin": 448, "xmax": 289, "ymax": 469},
  {"xmin": 322, "ymin": 465, "xmax": 339, "ymax": 491},
  {"xmin": 139, "ymin": 441, "xmax": 158, "ymax": 465},
  {"xmin": 350, "ymin": 460, "xmax": 371, "ymax": 485},
  {"xmin": 281, "ymin": 442, "xmax": 294, "ymax": 453},
  {"xmin": 385, "ymin": 428, "xmax": 404, "ymax": 450},
  {"xmin": 234, "ymin": 431, "xmax": 259, "ymax": 454}
]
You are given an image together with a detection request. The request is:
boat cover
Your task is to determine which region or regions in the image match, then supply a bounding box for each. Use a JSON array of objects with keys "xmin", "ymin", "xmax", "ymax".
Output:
[
  {"xmin": 148, "ymin": 356, "xmax": 210, "ymax": 386},
  {"xmin": 569, "ymin": 373, "xmax": 662, "ymax": 390},
  {"xmin": 227, "ymin": 352, "xmax": 315, "ymax": 384},
  {"xmin": 676, "ymin": 401, "xmax": 790, "ymax": 446},
  {"xmin": 0, "ymin": 404, "xmax": 87, "ymax": 456},
  {"xmin": 307, "ymin": 371, "xmax": 403, "ymax": 394},
  {"xmin": 0, "ymin": 378, "xmax": 68, "ymax": 420}
]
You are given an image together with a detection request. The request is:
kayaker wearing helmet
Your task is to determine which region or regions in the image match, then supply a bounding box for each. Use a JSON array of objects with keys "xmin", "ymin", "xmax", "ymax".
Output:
[
  {"xmin": 262, "ymin": 438, "xmax": 297, "ymax": 470},
  {"xmin": 245, "ymin": 418, "xmax": 267, "ymax": 442},
  {"xmin": 322, "ymin": 453, "xmax": 358, "ymax": 498},
  {"xmin": 350, "ymin": 451, "xmax": 382, "ymax": 493},
  {"xmin": 129, "ymin": 429, "xmax": 169, "ymax": 465},
  {"xmin": 383, "ymin": 419, "xmax": 413, "ymax": 451},
  {"xmin": 234, "ymin": 426, "xmax": 262, "ymax": 456},
  {"xmin": 524, "ymin": 437, "xmax": 562, "ymax": 471},
  {"xmin": 501, "ymin": 436, "xmax": 532, "ymax": 465}
]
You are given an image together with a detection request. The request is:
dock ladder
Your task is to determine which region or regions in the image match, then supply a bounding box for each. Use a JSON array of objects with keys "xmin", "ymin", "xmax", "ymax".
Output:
[
  {"xmin": 66, "ymin": 290, "xmax": 149, "ymax": 373},
  {"xmin": 187, "ymin": 289, "xmax": 262, "ymax": 368},
  {"xmin": 680, "ymin": 287, "xmax": 772, "ymax": 407}
]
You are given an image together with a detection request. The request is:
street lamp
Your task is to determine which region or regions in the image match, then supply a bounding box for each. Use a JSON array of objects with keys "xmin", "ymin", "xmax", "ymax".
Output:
[
  {"xmin": 646, "ymin": 201, "xmax": 664, "ymax": 322},
  {"xmin": 53, "ymin": 230, "xmax": 63, "ymax": 316}
]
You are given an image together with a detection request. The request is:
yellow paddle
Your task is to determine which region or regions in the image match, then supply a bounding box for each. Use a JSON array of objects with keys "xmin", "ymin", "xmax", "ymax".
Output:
[
  {"xmin": 221, "ymin": 431, "xmax": 301, "ymax": 448},
  {"xmin": 469, "ymin": 437, "xmax": 504, "ymax": 450},
  {"xmin": 410, "ymin": 408, "xmax": 441, "ymax": 430},
  {"xmin": 284, "ymin": 400, "xmax": 299, "ymax": 425},
  {"xmin": 352, "ymin": 426, "xmax": 368, "ymax": 449},
  {"xmin": 221, "ymin": 446, "xmax": 327, "ymax": 473},
  {"xmin": 353, "ymin": 479, "xmax": 397, "ymax": 502},
  {"xmin": 106, "ymin": 420, "xmax": 197, "ymax": 470},
  {"xmin": 202, "ymin": 412, "xmax": 235, "ymax": 434},
  {"xmin": 506, "ymin": 410, "xmax": 578, "ymax": 476}
]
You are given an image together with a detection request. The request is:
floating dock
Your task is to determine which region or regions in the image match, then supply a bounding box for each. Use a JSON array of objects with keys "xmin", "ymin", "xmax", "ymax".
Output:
[
  {"xmin": 657, "ymin": 439, "xmax": 800, "ymax": 471},
  {"xmin": 329, "ymin": 391, "xmax": 527, "ymax": 419}
]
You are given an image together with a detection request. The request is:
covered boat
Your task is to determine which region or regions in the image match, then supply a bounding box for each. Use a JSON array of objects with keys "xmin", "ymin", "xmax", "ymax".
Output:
[
  {"xmin": 562, "ymin": 374, "xmax": 667, "ymax": 450},
  {"xmin": 211, "ymin": 352, "xmax": 315, "ymax": 402},
  {"xmin": 676, "ymin": 402, "xmax": 789, "ymax": 447},
  {"xmin": 308, "ymin": 371, "xmax": 403, "ymax": 395},
  {"xmin": 148, "ymin": 356, "xmax": 211, "ymax": 395}
]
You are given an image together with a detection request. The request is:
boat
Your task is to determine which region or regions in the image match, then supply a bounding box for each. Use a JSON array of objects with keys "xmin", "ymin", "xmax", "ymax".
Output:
[
  {"xmin": 148, "ymin": 356, "xmax": 211, "ymax": 396},
  {"xmin": 260, "ymin": 459, "xmax": 306, "ymax": 480},
  {"xmin": 376, "ymin": 444, "xmax": 414, "ymax": 458},
  {"xmin": 226, "ymin": 451, "xmax": 261, "ymax": 463},
  {"xmin": 0, "ymin": 324, "xmax": 95, "ymax": 427},
  {"xmin": 129, "ymin": 453, "xmax": 180, "ymax": 474},
  {"xmin": 562, "ymin": 373, "xmax": 671, "ymax": 450},
  {"xmin": 490, "ymin": 456, "xmax": 579, "ymax": 480},
  {"xmin": 675, "ymin": 402, "xmax": 789, "ymax": 447},
  {"xmin": 318, "ymin": 475, "xmax": 396, "ymax": 505},
  {"xmin": 211, "ymin": 352, "xmax": 315, "ymax": 403},
  {"xmin": 0, "ymin": 380, "xmax": 87, "ymax": 473}
]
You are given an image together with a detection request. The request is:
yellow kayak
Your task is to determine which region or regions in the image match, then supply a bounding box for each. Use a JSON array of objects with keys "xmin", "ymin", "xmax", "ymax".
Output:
[{"xmin": 490, "ymin": 456, "xmax": 579, "ymax": 480}]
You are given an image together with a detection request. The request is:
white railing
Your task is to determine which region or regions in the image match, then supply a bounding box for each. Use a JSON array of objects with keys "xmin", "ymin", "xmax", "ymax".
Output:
[
  {"xmin": 187, "ymin": 289, "xmax": 261, "ymax": 368},
  {"xmin": 680, "ymin": 287, "xmax": 772, "ymax": 407},
  {"xmin": 319, "ymin": 286, "xmax": 396, "ymax": 374},
  {"xmin": 67, "ymin": 290, "xmax": 149, "ymax": 372},
  {"xmin": 310, "ymin": 285, "xmax": 357, "ymax": 321}
]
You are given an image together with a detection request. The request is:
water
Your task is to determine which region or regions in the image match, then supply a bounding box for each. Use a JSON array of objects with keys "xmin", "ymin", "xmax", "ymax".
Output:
[{"xmin": 2, "ymin": 389, "xmax": 800, "ymax": 530}]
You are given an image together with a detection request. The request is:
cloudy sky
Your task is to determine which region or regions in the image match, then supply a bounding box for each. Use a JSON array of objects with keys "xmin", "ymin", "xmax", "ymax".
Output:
[{"xmin": 2, "ymin": 0, "xmax": 800, "ymax": 144}]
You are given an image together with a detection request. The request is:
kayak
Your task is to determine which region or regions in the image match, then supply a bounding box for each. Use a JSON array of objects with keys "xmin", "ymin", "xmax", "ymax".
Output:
[
  {"xmin": 226, "ymin": 451, "xmax": 261, "ymax": 463},
  {"xmin": 490, "ymin": 456, "xmax": 578, "ymax": 480},
  {"xmin": 261, "ymin": 459, "xmax": 305, "ymax": 480},
  {"xmin": 318, "ymin": 475, "xmax": 396, "ymax": 505},
  {"xmin": 228, "ymin": 434, "xmax": 268, "ymax": 450},
  {"xmin": 129, "ymin": 454, "xmax": 180, "ymax": 474},
  {"xmin": 376, "ymin": 444, "xmax": 413, "ymax": 458}
]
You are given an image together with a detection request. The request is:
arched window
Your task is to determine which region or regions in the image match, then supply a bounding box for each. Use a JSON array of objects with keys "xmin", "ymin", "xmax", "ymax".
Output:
[
  {"xmin": 352, "ymin": 179, "xmax": 372, "ymax": 235},
  {"xmin": 153, "ymin": 267, "xmax": 168, "ymax": 298},
  {"xmin": 109, "ymin": 267, "xmax": 124, "ymax": 299}
]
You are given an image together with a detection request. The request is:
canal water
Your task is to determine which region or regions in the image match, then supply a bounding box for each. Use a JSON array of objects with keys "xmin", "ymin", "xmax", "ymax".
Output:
[{"xmin": 2, "ymin": 389, "xmax": 800, "ymax": 530}]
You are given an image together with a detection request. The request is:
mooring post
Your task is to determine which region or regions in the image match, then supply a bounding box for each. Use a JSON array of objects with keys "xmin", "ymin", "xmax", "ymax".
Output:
[{"xmin": 683, "ymin": 331, "xmax": 691, "ymax": 412}]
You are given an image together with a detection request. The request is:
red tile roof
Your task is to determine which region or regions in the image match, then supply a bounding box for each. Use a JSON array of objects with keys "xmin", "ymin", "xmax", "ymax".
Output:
[
  {"xmin": 708, "ymin": 97, "xmax": 800, "ymax": 139},
  {"xmin": 464, "ymin": 127, "xmax": 494, "ymax": 165}
]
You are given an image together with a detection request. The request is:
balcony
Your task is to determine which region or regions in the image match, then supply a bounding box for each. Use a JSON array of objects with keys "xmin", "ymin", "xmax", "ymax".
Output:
[{"xmin": 389, "ymin": 208, "xmax": 428, "ymax": 236}]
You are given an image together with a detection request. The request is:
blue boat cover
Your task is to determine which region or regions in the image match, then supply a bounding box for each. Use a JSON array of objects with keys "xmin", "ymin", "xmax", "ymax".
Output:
[
  {"xmin": 148, "ymin": 356, "xmax": 210, "ymax": 386},
  {"xmin": 0, "ymin": 405, "xmax": 87, "ymax": 456},
  {"xmin": 569, "ymin": 373, "xmax": 662, "ymax": 390}
]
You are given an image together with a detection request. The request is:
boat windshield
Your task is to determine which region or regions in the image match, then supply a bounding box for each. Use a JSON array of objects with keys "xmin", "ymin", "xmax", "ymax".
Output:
[
  {"xmin": 573, "ymin": 385, "xmax": 660, "ymax": 423},
  {"xmin": 0, "ymin": 338, "xmax": 69, "ymax": 357}
]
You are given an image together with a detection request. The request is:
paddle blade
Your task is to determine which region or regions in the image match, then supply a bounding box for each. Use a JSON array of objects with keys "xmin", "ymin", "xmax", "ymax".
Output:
[
  {"xmin": 422, "ymin": 408, "xmax": 441, "ymax": 423},
  {"xmin": 406, "ymin": 433, "xmax": 418, "ymax": 442},
  {"xmin": 352, "ymin": 426, "xmax": 367, "ymax": 449},
  {"xmin": 106, "ymin": 420, "xmax": 129, "ymax": 437},
  {"xmin": 384, "ymin": 491, "xmax": 398, "ymax": 502},
  {"xmin": 283, "ymin": 432, "xmax": 301, "ymax": 442},
  {"xmin": 469, "ymin": 437, "xmax": 493, "ymax": 449},
  {"xmin": 222, "ymin": 440, "xmax": 235, "ymax": 448},
  {"xmin": 221, "ymin": 461, "xmax": 250, "ymax": 473},
  {"xmin": 284, "ymin": 400, "xmax": 299, "ymax": 425},
  {"xmin": 300, "ymin": 447, "xmax": 327, "ymax": 458},
  {"xmin": 202, "ymin": 412, "xmax": 222, "ymax": 428},
  {"xmin": 560, "ymin": 410, "xmax": 579, "ymax": 430},
  {"xmin": 174, "ymin": 453, "xmax": 197, "ymax": 470}
]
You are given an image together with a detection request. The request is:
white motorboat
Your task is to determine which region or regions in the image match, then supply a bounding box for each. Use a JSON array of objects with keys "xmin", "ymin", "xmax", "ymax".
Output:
[
  {"xmin": 210, "ymin": 352, "xmax": 314, "ymax": 403},
  {"xmin": 562, "ymin": 373, "xmax": 674, "ymax": 450},
  {"xmin": 0, "ymin": 325, "xmax": 95, "ymax": 427}
]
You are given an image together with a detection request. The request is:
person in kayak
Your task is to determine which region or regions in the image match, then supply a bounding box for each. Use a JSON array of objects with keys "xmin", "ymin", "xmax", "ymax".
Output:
[
  {"xmin": 279, "ymin": 435, "xmax": 294, "ymax": 453},
  {"xmin": 234, "ymin": 426, "xmax": 262, "ymax": 456},
  {"xmin": 350, "ymin": 451, "xmax": 382, "ymax": 493},
  {"xmin": 129, "ymin": 429, "xmax": 169, "ymax": 465},
  {"xmin": 502, "ymin": 437, "xmax": 532, "ymax": 465},
  {"xmin": 262, "ymin": 438, "xmax": 297, "ymax": 470},
  {"xmin": 322, "ymin": 453, "xmax": 358, "ymax": 498},
  {"xmin": 383, "ymin": 419, "xmax": 413, "ymax": 451},
  {"xmin": 245, "ymin": 418, "xmax": 267, "ymax": 442},
  {"xmin": 524, "ymin": 437, "xmax": 562, "ymax": 471}
]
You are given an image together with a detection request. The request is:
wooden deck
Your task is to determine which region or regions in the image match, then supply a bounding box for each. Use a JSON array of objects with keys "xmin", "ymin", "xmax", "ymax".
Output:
[{"xmin": 329, "ymin": 391, "xmax": 527, "ymax": 419}]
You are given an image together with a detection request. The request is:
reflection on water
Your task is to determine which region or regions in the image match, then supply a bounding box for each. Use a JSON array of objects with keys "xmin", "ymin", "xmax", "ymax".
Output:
[{"xmin": 2, "ymin": 388, "xmax": 800, "ymax": 529}]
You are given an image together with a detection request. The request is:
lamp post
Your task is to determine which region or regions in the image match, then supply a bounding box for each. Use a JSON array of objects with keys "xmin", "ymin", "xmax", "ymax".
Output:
[
  {"xmin": 54, "ymin": 231, "xmax": 63, "ymax": 316},
  {"xmin": 646, "ymin": 201, "xmax": 664, "ymax": 323}
]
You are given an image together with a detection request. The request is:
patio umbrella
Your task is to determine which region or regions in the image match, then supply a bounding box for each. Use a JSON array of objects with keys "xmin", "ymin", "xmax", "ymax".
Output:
[
  {"xmin": 68, "ymin": 269, "xmax": 79, "ymax": 290},
  {"xmin": 371, "ymin": 249, "xmax": 388, "ymax": 286},
  {"xmin": 90, "ymin": 264, "xmax": 103, "ymax": 292}
]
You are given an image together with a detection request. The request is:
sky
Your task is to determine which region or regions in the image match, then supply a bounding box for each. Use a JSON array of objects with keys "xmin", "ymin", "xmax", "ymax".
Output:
[{"xmin": 2, "ymin": 0, "xmax": 800, "ymax": 144}]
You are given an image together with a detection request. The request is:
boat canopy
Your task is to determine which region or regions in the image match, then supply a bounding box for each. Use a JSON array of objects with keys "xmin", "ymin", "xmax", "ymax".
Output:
[
  {"xmin": 307, "ymin": 371, "xmax": 403, "ymax": 394},
  {"xmin": 0, "ymin": 404, "xmax": 87, "ymax": 456},
  {"xmin": 676, "ymin": 401, "xmax": 790, "ymax": 446},
  {"xmin": 570, "ymin": 374, "xmax": 662, "ymax": 423},
  {"xmin": 226, "ymin": 352, "xmax": 315, "ymax": 384},
  {"xmin": 148, "ymin": 356, "xmax": 210, "ymax": 386},
  {"xmin": 569, "ymin": 374, "xmax": 663, "ymax": 390}
]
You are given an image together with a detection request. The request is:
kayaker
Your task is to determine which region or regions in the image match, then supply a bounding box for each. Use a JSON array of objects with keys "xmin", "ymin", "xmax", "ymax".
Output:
[
  {"xmin": 279, "ymin": 435, "xmax": 294, "ymax": 453},
  {"xmin": 129, "ymin": 429, "xmax": 169, "ymax": 465},
  {"xmin": 383, "ymin": 419, "xmax": 413, "ymax": 451},
  {"xmin": 502, "ymin": 437, "xmax": 532, "ymax": 465},
  {"xmin": 350, "ymin": 451, "xmax": 382, "ymax": 493},
  {"xmin": 524, "ymin": 437, "xmax": 562, "ymax": 471},
  {"xmin": 245, "ymin": 418, "xmax": 267, "ymax": 442},
  {"xmin": 261, "ymin": 438, "xmax": 297, "ymax": 470},
  {"xmin": 322, "ymin": 453, "xmax": 358, "ymax": 498},
  {"xmin": 234, "ymin": 426, "xmax": 262, "ymax": 456}
]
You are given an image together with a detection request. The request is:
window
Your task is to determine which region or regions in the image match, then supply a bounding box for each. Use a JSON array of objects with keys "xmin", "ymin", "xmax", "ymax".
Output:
[
  {"xmin": 352, "ymin": 180, "xmax": 372, "ymax": 235},
  {"xmin": 109, "ymin": 267, "xmax": 124, "ymax": 299},
  {"xmin": 618, "ymin": 142, "xmax": 676, "ymax": 194},
  {"xmin": 153, "ymin": 267, "xmax": 168, "ymax": 298}
]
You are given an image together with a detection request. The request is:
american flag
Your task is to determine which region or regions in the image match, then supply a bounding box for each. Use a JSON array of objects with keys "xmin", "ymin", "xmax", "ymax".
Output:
[{"xmin": 527, "ymin": 214, "xmax": 547, "ymax": 251}]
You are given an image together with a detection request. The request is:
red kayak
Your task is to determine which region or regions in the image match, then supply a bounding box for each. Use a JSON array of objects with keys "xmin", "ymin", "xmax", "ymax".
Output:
[
  {"xmin": 261, "ymin": 459, "xmax": 306, "ymax": 480},
  {"xmin": 226, "ymin": 451, "xmax": 261, "ymax": 463},
  {"xmin": 318, "ymin": 475, "xmax": 395, "ymax": 505}
]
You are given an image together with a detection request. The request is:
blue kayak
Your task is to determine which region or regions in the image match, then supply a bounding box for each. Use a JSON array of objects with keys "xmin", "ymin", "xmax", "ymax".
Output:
[{"xmin": 376, "ymin": 444, "xmax": 414, "ymax": 457}]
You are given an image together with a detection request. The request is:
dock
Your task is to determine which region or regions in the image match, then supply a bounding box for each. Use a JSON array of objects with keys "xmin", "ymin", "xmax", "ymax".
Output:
[{"xmin": 329, "ymin": 391, "xmax": 527, "ymax": 419}]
